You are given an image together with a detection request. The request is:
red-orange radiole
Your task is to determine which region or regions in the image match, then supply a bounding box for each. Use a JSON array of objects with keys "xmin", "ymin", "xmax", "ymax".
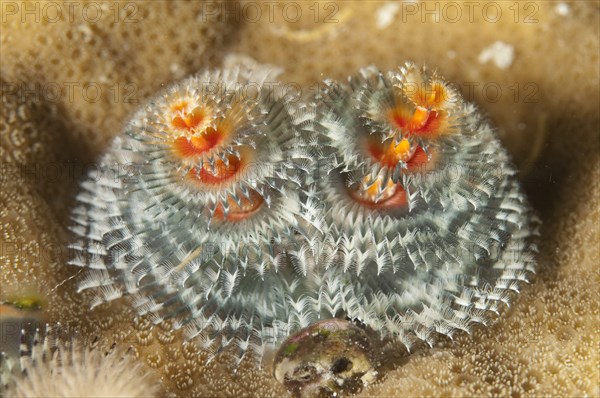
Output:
[
  {"xmin": 169, "ymin": 100, "xmax": 225, "ymax": 158},
  {"xmin": 187, "ymin": 152, "xmax": 264, "ymax": 221},
  {"xmin": 213, "ymin": 189, "xmax": 265, "ymax": 222},
  {"xmin": 194, "ymin": 154, "xmax": 241, "ymax": 185},
  {"xmin": 388, "ymin": 80, "xmax": 451, "ymax": 138},
  {"xmin": 351, "ymin": 136, "xmax": 430, "ymax": 210},
  {"xmin": 349, "ymin": 176, "xmax": 408, "ymax": 210},
  {"xmin": 173, "ymin": 127, "xmax": 224, "ymax": 158}
]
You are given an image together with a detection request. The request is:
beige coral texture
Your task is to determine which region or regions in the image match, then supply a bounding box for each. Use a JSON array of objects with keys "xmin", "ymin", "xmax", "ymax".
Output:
[{"xmin": 0, "ymin": 1, "xmax": 598, "ymax": 397}]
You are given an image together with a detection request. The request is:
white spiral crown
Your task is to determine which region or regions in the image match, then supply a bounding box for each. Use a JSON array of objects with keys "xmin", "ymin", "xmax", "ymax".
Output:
[{"xmin": 301, "ymin": 64, "xmax": 539, "ymax": 350}]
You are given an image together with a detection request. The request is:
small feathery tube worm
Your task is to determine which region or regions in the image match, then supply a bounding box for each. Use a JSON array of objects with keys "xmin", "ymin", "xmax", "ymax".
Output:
[
  {"xmin": 0, "ymin": 325, "xmax": 160, "ymax": 397},
  {"xmin": 69, "ymin": 63, "xmax": 539, "ymax": 363}
]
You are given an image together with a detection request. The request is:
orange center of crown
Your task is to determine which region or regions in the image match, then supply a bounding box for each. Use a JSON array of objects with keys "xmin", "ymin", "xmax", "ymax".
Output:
[
  {"xmin": 389, "ymin": 105, "xmax": 443, "ymax": 137},
  {"xmin": 213, "ymin": 189, "xmax": 265, "ymax": 221},
  {"xmin": 368, "ymin": 137, "xmax": 412, "ymax": 168},
  {"xmin": 349, "ymin": 134, "xmax": 432, "ymax": 209},
  {"xmin": 348, "ymin": 175, "xmax": 408, "ymax": 210},
  {"xmin": 189, "ymin": 154, "xmax": 242, "ymax": 185},
  {"xmin": 413, "ymin": 82, "xmax": 448, "ymax": 108},
  {"xmin": 171, "ymin": 105, "xmax": 207, "ymax": 131},
  {"xmin": 388, "ymin": 82, "xmax": 450, "ymax": 138},
  {"xmin": 174, "ymin": 127, "xmax": 224, "ymax": 158},
  {"xmin": 169, "ymin": 101, "xmax": 226, "ymax": 158},
  {"xmin": 367, "ymin": 137, "xmax": 430, "ymax": 172}
]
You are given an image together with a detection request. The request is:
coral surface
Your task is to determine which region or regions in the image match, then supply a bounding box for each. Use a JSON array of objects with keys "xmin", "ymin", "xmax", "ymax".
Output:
[{"xmin": 1, "ymin": 1, "xmax": 598, "ymax": 397}]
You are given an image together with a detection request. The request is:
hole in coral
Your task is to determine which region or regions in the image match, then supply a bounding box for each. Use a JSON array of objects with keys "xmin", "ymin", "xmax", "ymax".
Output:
[{"xmin": 331, "ymin": 357, "xmax": 353, "ymax": 374}]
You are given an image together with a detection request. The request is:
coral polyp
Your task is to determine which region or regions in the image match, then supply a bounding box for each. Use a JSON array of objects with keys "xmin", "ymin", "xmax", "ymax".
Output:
[{"xmin": 70, "ymin": 63, "xmax": 538, "ymax": 364}]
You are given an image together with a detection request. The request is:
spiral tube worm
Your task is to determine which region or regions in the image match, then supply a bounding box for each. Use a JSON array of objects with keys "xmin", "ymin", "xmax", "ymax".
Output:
[
  {"xmin": 69, "ymin": 66, "xmax": 318, "ymax": 363},
  {"xmin": 302, "ymin": 63, "xmax": 539, "ymax": 350}
]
